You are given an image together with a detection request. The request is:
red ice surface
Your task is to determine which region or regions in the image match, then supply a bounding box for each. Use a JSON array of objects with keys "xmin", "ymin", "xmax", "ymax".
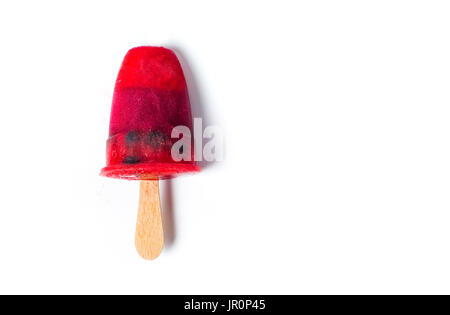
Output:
[{"xmin": 101, "ymin": 46, "xmax": 200, "ymax": 180}]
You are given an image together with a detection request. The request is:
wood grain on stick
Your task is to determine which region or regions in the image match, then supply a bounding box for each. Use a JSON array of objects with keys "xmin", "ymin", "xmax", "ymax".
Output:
[{"xmin": 135, "ymin": 180, "xmax": 164, "ymax": 260}]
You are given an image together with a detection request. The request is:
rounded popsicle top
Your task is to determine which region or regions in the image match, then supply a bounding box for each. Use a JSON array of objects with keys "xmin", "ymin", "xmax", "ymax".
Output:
[{"xmin": 115, "ymin": 46, "xmax": 187, "ymax": 91}]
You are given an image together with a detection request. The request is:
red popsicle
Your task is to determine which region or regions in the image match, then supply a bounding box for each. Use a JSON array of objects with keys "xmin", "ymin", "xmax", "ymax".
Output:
[
  {"xmin": 101, "ymin": 46, "xmax": 201, "ymax": 180},
  {"xmin": 101, "ymin": 46, "xmax": 201, "ymax": 260}
]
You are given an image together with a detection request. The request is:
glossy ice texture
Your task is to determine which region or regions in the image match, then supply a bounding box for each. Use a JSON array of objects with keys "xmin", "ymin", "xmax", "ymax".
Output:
[{"xmin": 101, "ymin": 46, "xmax": 200, "ymax": 180}]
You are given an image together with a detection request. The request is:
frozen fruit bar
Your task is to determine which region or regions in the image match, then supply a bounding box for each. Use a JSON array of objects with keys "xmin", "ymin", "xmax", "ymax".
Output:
[{"xmin": 101, "ymin": 46, "xmax": 201, "ymax": 180}]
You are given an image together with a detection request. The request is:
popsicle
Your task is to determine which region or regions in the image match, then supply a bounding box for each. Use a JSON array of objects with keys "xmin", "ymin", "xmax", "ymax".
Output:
[{"xmin": 101, "ymin": 46, "xmax": 201, "ymax": 259}]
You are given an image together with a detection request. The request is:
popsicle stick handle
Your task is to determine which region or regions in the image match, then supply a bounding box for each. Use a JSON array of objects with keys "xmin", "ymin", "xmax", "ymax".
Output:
[{"xmin": 135, "ymin": 180, "xmax": 164, "ymax": 260}]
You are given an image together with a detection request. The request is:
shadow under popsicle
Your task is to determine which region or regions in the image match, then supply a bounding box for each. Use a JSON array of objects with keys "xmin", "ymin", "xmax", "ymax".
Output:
[
  {"xmin": 161, "ymin": 46, "xmax": 218, "ymax": 249},
  {"xmin": 170, "ymin": 46, "xmax": 217, "ymax": 170},
  {"xmin": 161, "ymin": 179, "xmax": 176, "ymax": 248}
]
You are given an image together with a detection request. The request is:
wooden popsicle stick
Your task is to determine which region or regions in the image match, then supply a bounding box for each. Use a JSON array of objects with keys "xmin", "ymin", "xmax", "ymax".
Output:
[{"xmin": 135, "ymin": 180, "xmax": 164, "ymax": 260}]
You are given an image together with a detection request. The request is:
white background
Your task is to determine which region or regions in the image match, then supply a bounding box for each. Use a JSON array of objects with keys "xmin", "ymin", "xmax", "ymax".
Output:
[{"xmin": 0, "ymin": 1, "xmax": 449, "ymax": 294}]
